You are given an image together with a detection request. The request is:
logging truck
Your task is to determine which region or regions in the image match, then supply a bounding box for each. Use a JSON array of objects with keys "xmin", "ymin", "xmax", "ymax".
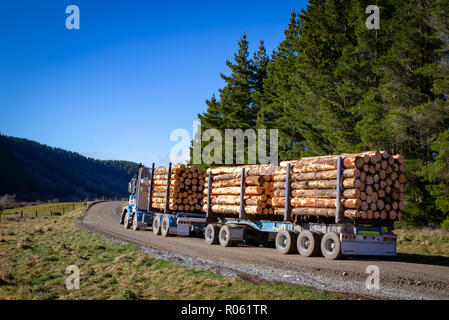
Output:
[{"xmin": 121, "ymin": 155, "xmax": 398, "ymax": 260}]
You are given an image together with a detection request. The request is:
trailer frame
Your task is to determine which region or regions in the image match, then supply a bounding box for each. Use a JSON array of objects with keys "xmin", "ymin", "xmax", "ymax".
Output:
[{"xmin": 122, "ymin": 161, "xmax": 397, "ymax": 259}]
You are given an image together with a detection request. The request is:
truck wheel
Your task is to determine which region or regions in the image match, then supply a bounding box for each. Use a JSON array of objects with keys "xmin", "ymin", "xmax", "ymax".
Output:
[
  {"xmin": 297, "ymin": 230, "xmax": 320, "ymax": 257},
  {"xmin": 152, "ymin": 215, "xmax": 161, "ymax": 235},
  {"xmin": 321, "ymin": 232, "xmax": 342, "ymax": 260},
  {"xmin": 120, "ymin": 210, "xmax": 126, "ymax": 225},
  {"xmin": 219, "ymin": 225, "xmax": 234, "ymax": 247},
  {"xmin": 161, "ymin": 216, "xmax": 171, "ymax": 237},
  {"xmin": 132, "ymin": 214, "xmax": 139, "ymax": 231},
  {"xmin": 205, "ymin": 224, "xmax": 220, "ymax": 245},
  {"xmin": 275, "ymin": 230, "xmax": 296, "ymax": 254},
  {"xmin": 123, "ymin": 211, "xmax": 130, "ymax": 229}
]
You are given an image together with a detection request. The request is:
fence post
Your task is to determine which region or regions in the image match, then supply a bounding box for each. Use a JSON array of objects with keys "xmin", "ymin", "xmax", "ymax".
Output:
[
  {"xmin": 35, "ymin": 210, "xmax": 38, "ymax": 218},
  {"xmin": 63, "ymin": 208, "xmax": 65, "ymax": 215},
  {"xmin": 21, "ymin": 211, "xmax": 23, "ymax": 219}
]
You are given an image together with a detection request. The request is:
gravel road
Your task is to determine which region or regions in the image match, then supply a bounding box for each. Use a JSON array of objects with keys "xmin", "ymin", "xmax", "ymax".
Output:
[{"xmin": 78, "ymin": 201, "xmax": 449, "ymax": 300}]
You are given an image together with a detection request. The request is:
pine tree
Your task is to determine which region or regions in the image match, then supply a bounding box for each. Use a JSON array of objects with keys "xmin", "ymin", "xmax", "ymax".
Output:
[
  {"xmin": 218, "ymin": 33, "xmax": 256, "ymax": 129},
  {"xmin": 198, "ymin": 94, "xmax": 223, "ymax": 130},
  {"xmin": 253, "ymin": 41, "xmax": 269, "ymax": 129},
  {"xmin": 193, "ymin": 0, "xmax": 449, "ymax": 225},
  {"xmin": 253, "ymin": 11, "xmax": 308, "ymax": 160},
  {"xmin": 195, "ymin": 34, "xmax": 264, "ymax": 166},
  {"xmin": 351, "ymin": 0, "xmax": 449, "ymax": 223},
  {"xmin": 253, "ymin": 41, "xmax": 269, "ymax": 98}
]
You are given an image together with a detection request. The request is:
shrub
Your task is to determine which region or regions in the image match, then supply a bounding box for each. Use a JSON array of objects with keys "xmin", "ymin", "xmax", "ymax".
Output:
[{"xmin": 441, "ymin": 217, "xmax": 449, "ymax": 230}]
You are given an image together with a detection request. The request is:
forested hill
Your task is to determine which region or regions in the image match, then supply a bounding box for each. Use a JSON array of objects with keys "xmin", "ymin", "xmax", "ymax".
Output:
[
  {"xmin": 0, "ymin": 134, "xmax": 139, "ymax": 201},
  {"xmin": 195, "ymin": 0, "xmax": 449, "ymax": 227}
]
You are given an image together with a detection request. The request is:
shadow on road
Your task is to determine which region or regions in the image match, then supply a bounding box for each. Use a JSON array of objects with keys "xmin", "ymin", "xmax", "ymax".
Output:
[{"xmin": 346, "ymin": 253, "xmax": 449, "ymax": 267}]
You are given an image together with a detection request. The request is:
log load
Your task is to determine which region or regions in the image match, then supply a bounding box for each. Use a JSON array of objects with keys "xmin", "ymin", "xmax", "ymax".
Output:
[
  {"xmin": 150, "ymin": 164, "xmax": 205, "ymax": 213},
  {"xmin": 273, "ymin": 151, "xmax": 406, "ymax": 222},
  {"xmin": 202, "ymin": 165, "xmax": 275, "ymax": 217}
]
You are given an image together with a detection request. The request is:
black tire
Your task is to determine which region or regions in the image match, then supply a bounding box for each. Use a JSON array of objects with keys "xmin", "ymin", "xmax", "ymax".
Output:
[
  {"xmin": 161, "ymin": 215, "xmax": 171, "ymax": 237},
  {"xmin": 152, "ymin": 215, "xmax": 161, "ymax": 235},
  {"xmin": 132, "ymin": 213, "xmax": 139, "ymax": 231},
  {"xmin": 120, "ymin": 210, "xmax": 126, "ymax": 225},
  {"xmin": 275, "ymin": 230, "xmax": 297, "ymax": 254},
  {"xmin": 123, "ymin": 211, "xmax": 131, "ymax": 229},
  {"xmin": 205, "ymin": 224, "xmax": 220, "ymax": 245},
  {"xmin": 218, "ymin": 225, "xmax": 234, "ymax": 247},
  {"xmin": 321, "ymin": 232, "xmax": 342, "ymax": 260},
  {"xmin": 297, "ymin": 230, "xmax": 320, "ymax": 257}
]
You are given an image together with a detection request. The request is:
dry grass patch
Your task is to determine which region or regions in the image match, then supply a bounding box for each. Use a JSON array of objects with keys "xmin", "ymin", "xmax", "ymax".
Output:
[
  {"xmin": 0, "ymin": 205, "xmax": 339, "ymax": 300},
  {"xmin": 396, "ymin": 228, "xmax": 449, "ymax": 257}
]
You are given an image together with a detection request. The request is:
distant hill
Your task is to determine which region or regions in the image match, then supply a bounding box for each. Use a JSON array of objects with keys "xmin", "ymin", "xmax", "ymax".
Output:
[{"xmin": 0, "ymin": 134, "xmax": 139, "ymax": 202}]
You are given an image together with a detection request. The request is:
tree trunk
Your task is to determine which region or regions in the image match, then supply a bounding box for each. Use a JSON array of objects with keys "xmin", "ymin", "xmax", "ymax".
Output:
[
  {"xmin": 290, "ymin": 198, "xmax": 361, "ymax": 209},
  {"xmin": 273, "ymin": 168, "xmax": 360, "ymax": 182},
  {"xmin": 203, "ymin": 186, "xmax": 263, "ymax": 196},
  {"xmin": 209, "ymin": 197, "xmax": 263, "ymax": 206},
  {"xmin": 273, "ymin": 188, "xmax": 360, "ymax": 199},
  {"xmin": 208, "ymin": 176, "xmax": 265, "ymax": 188},
  {"xmin": 201, "ymin": 205, "xmax": 262, "ymax": 215}
]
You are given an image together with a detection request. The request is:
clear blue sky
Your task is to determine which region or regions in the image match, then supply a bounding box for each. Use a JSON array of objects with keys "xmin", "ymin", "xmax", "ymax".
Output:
[{"xmin": 0, "ymin": 0, "xmax": 308, "ymax": 165}]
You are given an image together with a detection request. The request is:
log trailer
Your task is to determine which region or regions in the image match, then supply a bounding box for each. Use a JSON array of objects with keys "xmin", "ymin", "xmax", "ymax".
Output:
[{"xmin": 120, "ymin": 161, "xmax": 397, "ymax": 260}]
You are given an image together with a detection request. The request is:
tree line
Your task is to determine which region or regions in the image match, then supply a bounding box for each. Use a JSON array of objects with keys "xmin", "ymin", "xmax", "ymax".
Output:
[
  {"xmin": 195, "ymin": 0, "xmax": 449, "ymax": 227},
  {"xmin": 0, "ymin": 134, "xmax": 139, "ymax": 204}
]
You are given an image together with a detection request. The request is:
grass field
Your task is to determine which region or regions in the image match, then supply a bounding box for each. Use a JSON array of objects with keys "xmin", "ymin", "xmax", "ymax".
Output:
[
  {"xmin": 0, "ymin": 205, "xmax": 339, "ymax": 300},
  {"xmin": 2, "ymin": 203, "xmax": 448, "ymax": 300},
  {"xmin": 0, "ymin": 202, "xmax": 88, "ymax": 219},
  {"xmin": 395, "ymin": 228, "xmax": 449, "ymax": 257}
]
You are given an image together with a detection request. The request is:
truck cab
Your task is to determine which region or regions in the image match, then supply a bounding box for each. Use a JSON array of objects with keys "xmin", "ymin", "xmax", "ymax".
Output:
[{"xmin": 120, "ymin": 165, "xmax": 155, "ymax": 230}]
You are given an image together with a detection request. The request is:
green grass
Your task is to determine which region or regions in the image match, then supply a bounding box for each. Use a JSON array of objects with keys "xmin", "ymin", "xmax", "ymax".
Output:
[
  {"xmin": 0, "ymin": 202, "xmax": 89, "ymax": 219},
  {"xmin": 395, "ymin": 229, "xmax": 449, "ymax": 257},
  {"xmin": 0, "ymin": 205, "xmax": 339, "ymax": 300}
]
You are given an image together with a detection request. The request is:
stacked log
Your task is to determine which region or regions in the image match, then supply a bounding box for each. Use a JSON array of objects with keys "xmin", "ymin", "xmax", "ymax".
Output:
[
  {"xmin": 201, "ymin": 165, "xmax": 276, "ymax": 216},
  {"xmin": 151, "ymin": 164, "xmax": 205, "ymax": 212},
  {"xmin": 271, "ymin": 151, "xmax": 406, "ymax": 221}
]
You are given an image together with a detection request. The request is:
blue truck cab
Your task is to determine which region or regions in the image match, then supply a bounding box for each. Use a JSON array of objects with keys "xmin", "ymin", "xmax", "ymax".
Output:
[
  {"xmin": 120, "ymin": 165, "xmax": 155, "ymax": 230},
  {"xmin": 120, "ymin": 163, "xmax": 205, "ymax": 234}
]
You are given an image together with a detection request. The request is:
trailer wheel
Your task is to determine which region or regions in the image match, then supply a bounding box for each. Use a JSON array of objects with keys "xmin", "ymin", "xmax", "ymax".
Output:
[
  {"xmin": 123, "ymin": 211, "xmax": 131, "ymax": 229},
  {"xmin": 120, "ymin": 210, "xmax": 126, "ymax": 225},
  {"xmin": 297, "ymin": 230, "xmax": 320, "ymax": 257},
  {"xmin": 161, "ymin": 216, "xmax": 171, "ymax": 237},
  {"xmin": 275, "ymin": 230, "xmax": 296, "ymax": 254},
  {"xmin": 205, "ymin": 224, "xmax": 220, "ymax": 245},
  {"xmin": 152, "ymin": 215, "xmax": 161, "ymax": 235},
  {"xmin": 219, "ymin": 225, "xmax": 234, "ymax": 247},
  {"xmin": 132, "ymin": 214, "xmax": 139, "ymax": 231},
  {"xmin": 321, "ymin": 232, "xmax": 342, "ymax": 260}
]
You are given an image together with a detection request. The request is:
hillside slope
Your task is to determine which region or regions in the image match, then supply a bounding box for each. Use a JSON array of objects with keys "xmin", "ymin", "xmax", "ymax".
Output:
[{"xmin": 0, "ymin": 134, "xmax": 139, "ymax": 201}]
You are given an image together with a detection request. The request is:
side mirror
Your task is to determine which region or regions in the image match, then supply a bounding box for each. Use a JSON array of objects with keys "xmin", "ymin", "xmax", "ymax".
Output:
[{"xmin": 128, "ymin": 179, "xmax": 137, "ymax": 194}]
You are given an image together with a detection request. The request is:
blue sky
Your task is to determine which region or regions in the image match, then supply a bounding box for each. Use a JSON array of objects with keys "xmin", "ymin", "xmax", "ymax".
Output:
[{"xmin": 0, "ymin": 0, "xmax": 308, "ymax": 165}]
